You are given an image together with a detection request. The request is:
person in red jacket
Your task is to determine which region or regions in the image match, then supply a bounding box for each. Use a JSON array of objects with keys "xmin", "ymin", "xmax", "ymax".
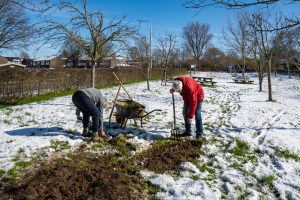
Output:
[{"xmin": 170, "ymin": 76, "xmax": 204, "ymax": 138}]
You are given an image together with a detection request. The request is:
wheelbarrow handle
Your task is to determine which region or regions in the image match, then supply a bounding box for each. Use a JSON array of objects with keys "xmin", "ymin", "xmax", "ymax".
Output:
[{"xmin": 142, "ymin": 109, "xmax": 162, "ymax": 118}]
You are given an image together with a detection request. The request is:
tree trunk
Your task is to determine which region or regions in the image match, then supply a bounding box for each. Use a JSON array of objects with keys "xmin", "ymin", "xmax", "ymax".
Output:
[
  {"xmin": 164, "ymin": 67, "xmax": 167, "ymax": 86},
  {"xmin": 267, "ymin": 59, "xmax": 272, "ymax": 101},
  {"xmin": 287, "ymin": 61, "xmax": 291, "ymax": 79},
  {"xmin": 259, "ymin": 68, "xmax": 263, "ymax": 92},
  {"xmin": 91, "ymin": 63, "xmax": 96, "ymax": 88},
  {"xmin": 146, "ymin": 63, "xmax": 150, "ymax": 91},
  {"xmin": 242, "ymin": 58, "xmax": 246, "ymax": 77}
]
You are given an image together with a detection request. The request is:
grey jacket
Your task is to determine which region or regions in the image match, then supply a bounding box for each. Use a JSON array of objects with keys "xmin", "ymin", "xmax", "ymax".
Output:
[{"xmin": 79, "ymin": 88, "xmax": 106, "ymax": 129}]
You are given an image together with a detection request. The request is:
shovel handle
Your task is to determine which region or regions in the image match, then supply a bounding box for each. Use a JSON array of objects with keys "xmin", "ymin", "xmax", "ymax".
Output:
[
  {"xmin": 172, "ymin": 93, "xmax": 176, "ymax": 129},
  {"xmin": 113, "ymin": 72, "xmax": 133, "ymax": 100}
]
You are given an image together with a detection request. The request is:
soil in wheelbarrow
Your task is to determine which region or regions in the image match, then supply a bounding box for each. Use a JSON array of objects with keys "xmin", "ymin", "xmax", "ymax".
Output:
[{"xmin": 123, "ymin": 100, "xmax": 144, "ymax": 109}]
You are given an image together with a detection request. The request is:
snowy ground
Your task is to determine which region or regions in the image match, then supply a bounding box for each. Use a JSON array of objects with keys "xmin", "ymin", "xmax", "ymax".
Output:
[{"xmin": 0, "ymin": 72, "xmax": 300, "ymax": 199}]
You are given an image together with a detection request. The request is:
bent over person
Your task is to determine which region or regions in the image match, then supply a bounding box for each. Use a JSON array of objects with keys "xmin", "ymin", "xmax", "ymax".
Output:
[
  {"xmin": 170, "ymin": 76, "xmax": 204, "ymax": 139},
  {"xmin": 72, "ymin": 88, "xmax": 108, "ymax": 141}
]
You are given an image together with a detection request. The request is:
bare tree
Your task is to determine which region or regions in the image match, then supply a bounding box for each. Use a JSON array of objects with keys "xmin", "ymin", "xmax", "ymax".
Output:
[
  {"xmin": 156, "ymin": 33, "xmax": 178, "ymax": 85},
  {"xmin": 274, "ymin": 28, "xmax": 299, "ymax": 78},
  {"xmin": 0, "ymin": 0, "xmax": 33, "ymax": 52},
  {"xmin": 131, "ymin": 36, "xmax": 152, "ymax": 90},
  {"xmin": 247, "ymin": 9, "xmax": 283, "ymax": 101},
  {"xmin": 223, "ymin": 13, "xmax": 251, "ymax": 77},
  {"xmin": 183, "ymin": 0, "xmax": 300, "ymax": 30},
  {"xmin": 60, "ymin": 39, "xmax": 84, "ymax": 68},
  {"xmin": 182, "ymin": 22, "xmax": 213, "ymax": 72},
  {"xmin": 250, "ymin": 35, "xmax": 266, "ymax": 92},
  {"xmin": 39, "ymin": 0, "xmax": 136, "ymax": 87},
  {"xmin": 203, "ymin": 47, "xmax": 226, "ymax": 70}
]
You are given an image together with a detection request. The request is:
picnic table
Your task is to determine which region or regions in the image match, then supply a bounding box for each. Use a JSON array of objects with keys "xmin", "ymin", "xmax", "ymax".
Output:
[
  {"xmin": 191, "ymin": 76, "xmax": 217, "ymax": 85},
  {"xmin": 233, "ymin": 76, "xmax": 254, "ymax": 84}
]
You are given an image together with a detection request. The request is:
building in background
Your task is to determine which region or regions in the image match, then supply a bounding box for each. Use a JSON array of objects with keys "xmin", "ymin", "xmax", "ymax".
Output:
[
  {"xmin": 0, "ymin": 56, "xmax": 8, "ymax": 64},
  {"xmin": 0, "ymin": 62, "xmax": 26, "ymax": 71},
  {"xmin": 30, "ymin": 55, "xmax": 65, "ymax": 69}
]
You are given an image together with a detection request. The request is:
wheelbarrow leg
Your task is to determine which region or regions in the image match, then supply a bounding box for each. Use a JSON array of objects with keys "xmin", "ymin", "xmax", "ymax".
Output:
[{"xmin": 123, "ymin": 118, "xmax": 128, "ymax": 129}]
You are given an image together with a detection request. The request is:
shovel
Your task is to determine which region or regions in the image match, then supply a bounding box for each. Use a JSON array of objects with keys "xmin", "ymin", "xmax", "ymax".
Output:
[{"xmin": 171, "ymin": 93, "xmax": 179, "ymax": 139}]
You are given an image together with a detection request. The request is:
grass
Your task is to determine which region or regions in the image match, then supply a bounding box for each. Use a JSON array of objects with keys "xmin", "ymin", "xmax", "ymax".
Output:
[
  {"xmin": 228, "ymin": 138, "xmax": 249, "ymax": 157},
  {"xmin": 3, "ymin": 119, "xmax": 12, "ymax": 125},
  {"xmin": 191, "ymin": 175, "xmax": 200, "ymax": 181},
  {"xmin": 258, "ymin": 175, "xmax": 275, "ymax": 187},
  {"xmin": 189, "ymin": 158, "xmax": 216, "ymax": 174},
  {"xmin": 275, "ymin": 149, "xmax": 300, "ymax": 162},
  {"xmin": 15, "ymin": 160, "xmax": 33, "ymax": 169},
  {"xmin": 238, "ymin": 191, "xmax": 251, "ymax": 200},
  {"xmin": 0, "ymin": 169, "xmax": 5, "ymax": 178},
  {"xmin": 7, "ymin": 167, "xmax": 19, "ymax": 179},
  {"xmin": 50, "ymin": 139, "xmax": 71, "ymax": 152},
  {"xmin": 0, "ymin": 89, "xmax": 76, "ymax": 109},
  {"xmin": 17, "ymin": 148, "xmax": 25, "ymax": 154},
  {"xmin": 4, "ymin": 107, "xmax": 13, "ymax": 115}
]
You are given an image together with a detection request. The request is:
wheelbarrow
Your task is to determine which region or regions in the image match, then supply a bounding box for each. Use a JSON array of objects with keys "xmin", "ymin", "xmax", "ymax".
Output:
[{"xmin": 113, "ymin": 99, "xmax": 162, "ymax": 129}]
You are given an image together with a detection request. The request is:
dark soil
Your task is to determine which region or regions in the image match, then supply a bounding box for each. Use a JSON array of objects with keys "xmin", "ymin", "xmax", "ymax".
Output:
[
  {"xmin": 0, "ymin": 153, "xmax": 149, "ymax": 200},
  {"xmin": 135, "ymin": 140, "xmax": 203, "ymax": 173},
  {"xmin": 0, "ymin": 139, "xmax": 203, "ymax": 200}
]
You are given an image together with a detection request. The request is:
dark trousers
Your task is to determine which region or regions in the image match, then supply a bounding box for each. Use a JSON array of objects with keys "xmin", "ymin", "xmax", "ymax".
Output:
[
  {"xmin": 72, "ymin": 91, "xmax": 100, "ymax": 132},
  {"xmin": 182, "ymin": 101, "xmax": 203, "ymax": 136}
]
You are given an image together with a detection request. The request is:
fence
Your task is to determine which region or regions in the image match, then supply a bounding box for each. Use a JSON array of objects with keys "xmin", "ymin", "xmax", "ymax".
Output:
[{"xmin": 0, "ymin": 67, "xmax": 186, "ymax": 102}]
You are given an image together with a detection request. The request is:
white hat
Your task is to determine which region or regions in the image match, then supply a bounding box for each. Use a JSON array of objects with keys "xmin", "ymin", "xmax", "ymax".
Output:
[{"xmin": 172, "ymin": 80, "xmax": 183, "ymax": 92}]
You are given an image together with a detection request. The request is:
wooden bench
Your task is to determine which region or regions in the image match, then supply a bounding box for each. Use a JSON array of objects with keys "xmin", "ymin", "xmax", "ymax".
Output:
[
  {"xmin": 192, "ymin": 76, "xmax": 217, "ymax": 85},
  {"xmin": 233, "ymin": 77, "xmax": 254, "ymax": 84}
]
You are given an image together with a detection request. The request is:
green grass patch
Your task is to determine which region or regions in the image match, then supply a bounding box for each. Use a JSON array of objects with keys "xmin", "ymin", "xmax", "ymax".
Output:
[
  {"xmin": 238, "ymin": 191, "xmax": 251, "ymax": 200},
  {"xmin": 108, "ymin": 135, "xmax": 137, "ymax": 156},
  {"xmin": 138, "ymin": 181, "xmax": 160, "ymax": 195},
  {"xmin": 191, "ymin": 175, "xmax": 200, "ymax": 181},
  {"xmin": 25, "ymin": 112, "xmax": 31, "ymax": 116},
  {"xmin": 4, "ymin": 107, "xmax": 13, "ymax": 115},
  {"xmin": 3, "ymin": 119, "xmax": 12, "ymax": 125},
  {"xmin": 0, "ymin": 89, "xmax": 76, "ymax": 109},
  {"xmin": 15, "ymin": 160, "xmax": 33, "ymax": 169},
  {"xmin": 91, "ymin": 143, "xmax": 104, "ymax": 149},
  {"xmin": 190, "ymin": 158, "xmax": 215, "ymax": 174},
  {"xmin": 50, "ymin": 139, "xmax": 71, "ymax": 152},
  {"xmin": 17, "ymin": 148, "xmax": 25, "ymax": 154},
  {"xmin": 228, "ymin": 139, "xmax": 249, "ymax": 157},
  {"xmin": 276, "ymin": 149, "xmax": 300, "ymax": 162},
  {"xmin": 0, "ymin": 169, "xmax": 5, "ymax": 178},
  {"xmin": 231, "ymin": 161, "xmax": 243, "ymax": 169},
  {"xmin": 7, "ymin": 167, "xmax": 19, "ymax": 179},
  {"xmin": 258, "ymin": 175, "xmax": 275, "ymax": 187}
]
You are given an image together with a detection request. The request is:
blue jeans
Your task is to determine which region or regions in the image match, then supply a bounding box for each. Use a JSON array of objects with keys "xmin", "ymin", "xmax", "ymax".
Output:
[
  {"xmin": 183, "ymin": 101, "xmax": 203, "ymax": 136},
  {"xmin": 72, "ymin": 91, "xmax": 100, "ymax": 133}
]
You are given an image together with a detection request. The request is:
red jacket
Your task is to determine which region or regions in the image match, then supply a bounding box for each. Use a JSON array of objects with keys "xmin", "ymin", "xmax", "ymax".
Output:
[{"xmin": 175, "ymin": 77, "xmax": 204, "ymax": 119}]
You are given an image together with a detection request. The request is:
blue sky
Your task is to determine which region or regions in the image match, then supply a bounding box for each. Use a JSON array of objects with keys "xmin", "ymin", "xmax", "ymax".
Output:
[{"xmin": 4, "ymin": 0, "xmax": 300, "ymax": 58}]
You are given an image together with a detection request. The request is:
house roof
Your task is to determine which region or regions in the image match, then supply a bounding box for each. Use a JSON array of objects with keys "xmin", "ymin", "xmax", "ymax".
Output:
[
  {"xmin": 34, "ymin": 55, "xmax": 58, "ymax": 61},
  {"xmin": 4, "ymin": 56, "xmax": 22, "ymax": 61}
]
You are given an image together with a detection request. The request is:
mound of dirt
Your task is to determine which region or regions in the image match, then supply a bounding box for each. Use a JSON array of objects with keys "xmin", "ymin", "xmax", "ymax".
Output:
[
  {"xmin": 136, "ymin": 140, "xmax": 203, "ymax": 173},
  {"xmin": 1, "ymin": 153, "xmax": 149, "ymax": 200},
  {"xmin": 0, "ymin": 139, "xmax": 203, "ymax": 199}
]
